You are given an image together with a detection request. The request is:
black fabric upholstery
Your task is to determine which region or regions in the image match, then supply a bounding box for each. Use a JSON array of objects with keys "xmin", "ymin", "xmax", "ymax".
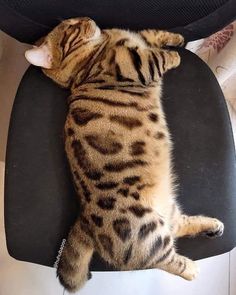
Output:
[
  {"xmin": 0, "ymin": 0, "xmax": 236, "ymax": 43},
  {"xmin": 5, "ymin": 49, "xmax": 236, "ymax": 270}
]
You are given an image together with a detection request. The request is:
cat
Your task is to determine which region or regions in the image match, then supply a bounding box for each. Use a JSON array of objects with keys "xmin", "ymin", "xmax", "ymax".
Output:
[{"xmin": 25, "ymin": 17, "xmax": 224, "ymax": 293}]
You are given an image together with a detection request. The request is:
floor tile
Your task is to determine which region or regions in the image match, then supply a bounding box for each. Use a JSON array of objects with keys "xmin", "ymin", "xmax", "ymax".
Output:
[{"xmin": 230, "ymin": 247, "xmax": 236, "ymax": 295}]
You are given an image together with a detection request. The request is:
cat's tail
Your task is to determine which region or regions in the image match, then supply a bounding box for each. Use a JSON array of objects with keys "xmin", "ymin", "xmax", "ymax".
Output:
[{"xmin": 57, "ymin": 219, "xmax": 94, "ymax": 293}]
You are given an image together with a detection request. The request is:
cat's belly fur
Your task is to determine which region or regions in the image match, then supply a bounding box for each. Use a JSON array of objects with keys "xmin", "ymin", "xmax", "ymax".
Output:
[{"xmin": 64, "ymin": 90, "xmax": 176, "ymax": 226}]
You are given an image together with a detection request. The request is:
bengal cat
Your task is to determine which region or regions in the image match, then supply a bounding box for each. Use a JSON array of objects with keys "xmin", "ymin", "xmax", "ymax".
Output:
[{"xmin": 25, "ymin": 17, "xmax": 224, "ymax": 293}]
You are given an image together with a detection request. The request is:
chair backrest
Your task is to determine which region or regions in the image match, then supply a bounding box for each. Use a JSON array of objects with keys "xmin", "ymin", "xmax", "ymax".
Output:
[{"xmin": 0, "ymin": 0, "xmax": 235, "ymax": 43}]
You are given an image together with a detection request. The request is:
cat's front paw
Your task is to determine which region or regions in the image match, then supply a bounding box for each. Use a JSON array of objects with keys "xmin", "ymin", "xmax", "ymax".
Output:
[{"xmin": 172, "ymin": 34, "xmax": 185, "ymax": 47}]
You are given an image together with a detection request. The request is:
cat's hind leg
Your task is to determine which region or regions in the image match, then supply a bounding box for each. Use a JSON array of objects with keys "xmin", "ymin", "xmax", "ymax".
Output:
[
  {"xmin": 152, "ymin": 249, "xmax": 199, "ymax": 281},
  {"xmin": 174, "ymin": 215, "xmax": 224, "ymax": 238},
  {"xmin": 57, "ymin": 220, "xmax": 94, "ymax": 293},
  {"xmin": 140, "ymin": 219, "xmax": 198, "ymax": 280}
]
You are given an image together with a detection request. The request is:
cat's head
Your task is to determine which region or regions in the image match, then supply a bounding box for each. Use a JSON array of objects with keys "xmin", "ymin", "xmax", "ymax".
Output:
[{"xmin": 25, "ymin": 17, "xmax": 102, "ymax": 87}]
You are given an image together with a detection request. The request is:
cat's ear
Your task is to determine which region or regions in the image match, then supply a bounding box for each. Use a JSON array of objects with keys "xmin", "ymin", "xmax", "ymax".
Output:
[{"xmin": 25, "ymin": 44, "xmax": 52, "ymax": 69}]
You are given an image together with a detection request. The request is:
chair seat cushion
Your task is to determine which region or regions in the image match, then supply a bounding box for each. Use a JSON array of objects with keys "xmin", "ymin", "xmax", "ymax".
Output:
[{"xmin": 4, "ymin": 48, "xmax": 236, "ymax": 270}]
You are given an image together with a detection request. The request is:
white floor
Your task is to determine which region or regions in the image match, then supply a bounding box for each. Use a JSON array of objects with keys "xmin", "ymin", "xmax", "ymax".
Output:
[{"xmin": 0, "ymin": 31, "xmax": 235, "ymax": 295}]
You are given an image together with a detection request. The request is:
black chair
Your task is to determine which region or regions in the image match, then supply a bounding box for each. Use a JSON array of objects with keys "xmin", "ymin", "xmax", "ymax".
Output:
[{"xmin": 2, "ymin": 0, "xmax": 236, "ymax": 270}]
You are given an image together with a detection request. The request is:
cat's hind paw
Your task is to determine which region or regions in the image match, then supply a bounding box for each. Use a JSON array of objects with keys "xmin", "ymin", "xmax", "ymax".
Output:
[{"xmin": 202, "ymin": 219, "xmax": 224, "ymax": 239}]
